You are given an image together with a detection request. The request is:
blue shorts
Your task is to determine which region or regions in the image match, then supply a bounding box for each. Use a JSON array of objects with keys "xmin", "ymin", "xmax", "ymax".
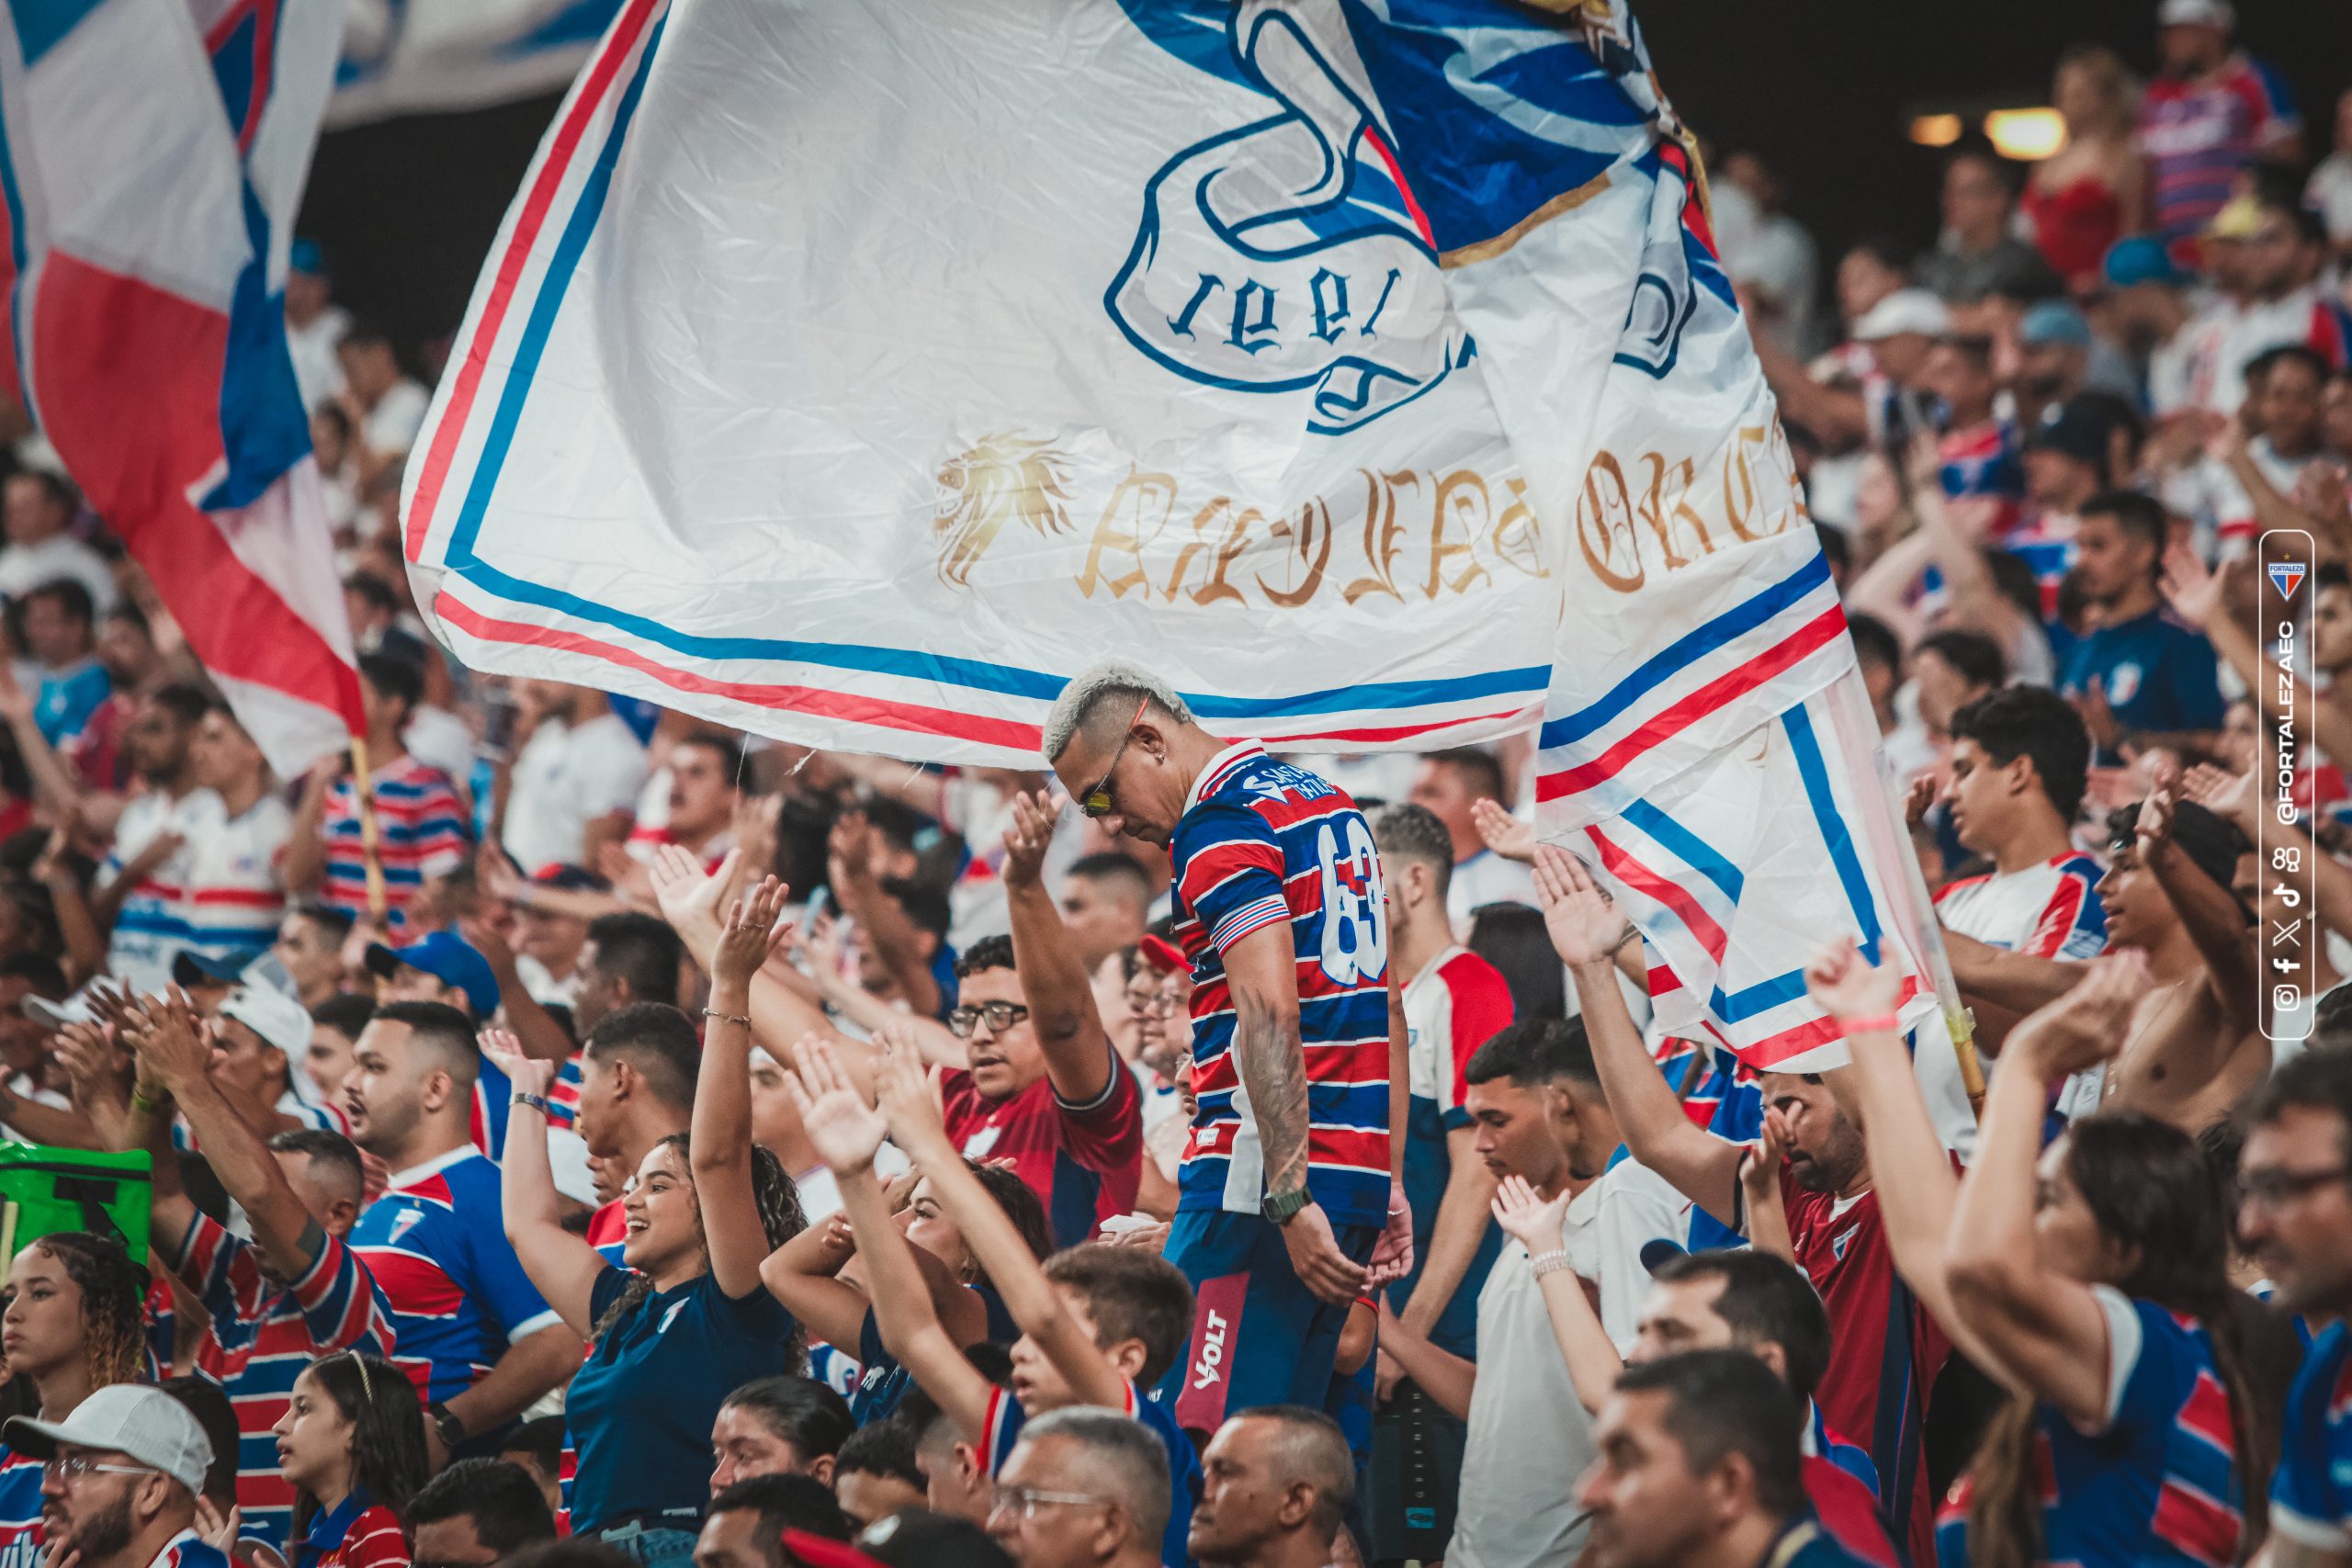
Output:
[{"xmin": 1155, "ymin": 1208, "xmax": 1378, "ymax": 1435}]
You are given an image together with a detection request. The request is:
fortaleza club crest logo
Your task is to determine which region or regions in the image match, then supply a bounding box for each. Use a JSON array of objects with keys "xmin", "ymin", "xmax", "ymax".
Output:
[{"xmin": 2271, "ymin": 561, "xmax": 2308, "ymax": 600}]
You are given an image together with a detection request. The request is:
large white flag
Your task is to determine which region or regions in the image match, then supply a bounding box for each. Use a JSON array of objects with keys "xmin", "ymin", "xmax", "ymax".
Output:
[{"xmin": 405, "ymin": 0, "xmax": 1940, "ymax": 1072}]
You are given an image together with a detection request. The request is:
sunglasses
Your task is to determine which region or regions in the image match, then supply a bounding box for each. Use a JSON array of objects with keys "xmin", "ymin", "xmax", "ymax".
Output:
[{"xmin": 1080, "ymin": 696, "xmax": 1150, "ymax": 818}]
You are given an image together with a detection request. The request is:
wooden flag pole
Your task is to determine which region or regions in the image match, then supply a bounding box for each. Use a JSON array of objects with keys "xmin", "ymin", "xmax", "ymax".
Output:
[{"xmin": 348, "ymin": 735, "xmax": 390, "ymax": 927}]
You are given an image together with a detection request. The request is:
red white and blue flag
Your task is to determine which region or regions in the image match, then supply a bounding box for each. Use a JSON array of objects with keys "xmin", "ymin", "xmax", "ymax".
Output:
[
  {"xmin": 0, "ymin": 0, "xmax": 361, "ymax": 776},
  {"xmin": 401, "ymin": 0, "xmax": 1936, "ymax": 1070}
]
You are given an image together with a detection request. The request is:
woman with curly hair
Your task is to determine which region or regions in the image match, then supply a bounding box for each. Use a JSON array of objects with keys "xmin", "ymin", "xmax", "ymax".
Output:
[
  {"xmin": 496, "ymin": 881, "xmax": 808, "ymax": 1568},
  {"xmin": 0, "ymin": 1230, "xmax": 149, "ymax": 1556},
  {"xmin": 276, "ymin": 1351, "xmax": 426, "ymax": 1568},
  {"xmin": 1813, "ymin": 942, "xmax": 2301, "ymax": 1568}
]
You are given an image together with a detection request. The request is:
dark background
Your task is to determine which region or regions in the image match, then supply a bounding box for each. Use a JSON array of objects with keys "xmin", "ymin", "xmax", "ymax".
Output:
[{"xmin": 299, "ymin": 0, "xmax": 2352, "ymax": 365}]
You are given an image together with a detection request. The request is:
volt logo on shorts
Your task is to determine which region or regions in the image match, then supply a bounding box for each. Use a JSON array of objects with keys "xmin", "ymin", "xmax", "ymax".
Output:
[
  {"xmin": 1193, "ymin": 1308, "xmax": 1230, "ymax": 1391},
  {"xmin": 1174, "ymin": 1271, "xmax": 1250, "ymax": 1434}
]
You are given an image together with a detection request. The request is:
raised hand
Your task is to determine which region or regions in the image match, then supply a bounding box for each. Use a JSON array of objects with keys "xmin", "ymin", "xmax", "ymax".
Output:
[
  {"xmin": 2159, "ymin": 541, "xmax": 2222, "ymax": 628},
  {"xmin": 2135, "ymin": 787, "xmax": 2175, "ymax": 849},
  {"xmin": 480, "ymin": 1027, "xmax": 554, "ymax": 1098},
  {"xmin": 1489, "ymin": 1172, "xmax": 1572, "ymax": 1252},
  {"xmin": 827, "ymin": 812, "xmax": 876, "ymax": 889},
  {"xmin": 1470, "ymin": 797, "xmax": 1537, "ymax": 865},
  {"xmin": 1802, "ymin": 934, "xmax": 1904, "ymax": 1026},
  {"xmin": 1743, "ymin": 1107, "xmax": 1792, "ymax": 1208},
  {"xmin": 1000, "ymin": 789, "xmax": 1057, "ymax": 890},
  {"xmin": 1904, "ymin": 773, "xmax": 1939, "ymax": 834},
  {"xmin": 476, "ymin": 842, "xmax": 526, "ymax": 908},
  {"xmin": 871, "ymin": 1029, "xmax": 950, "ymax": 1156},
  {"xmin": 52, "ymin": 1021, "xmax": 129, "ymax": 1120},
  {"xmin": 128, "ymin": 989, "xmax": 212, "ymax": 1094},
  {"xmin": 2071, "ymin": 677, "xmax": 2119, "ymax": 752},
  {"xmin": 650, "ymin": 843, "xmax": 739, "ymax": 948},
  {"xmin": 712, "ymin": 876, "xmax": 795, "ymax": 994},
  {"xmin": 779, "ymin": 1035, "xmax": 887, "ymax": 1177},
  {"xmin": 1532, "ymin": 843, "xmax": 1636, "ymax": 968},
  {"xmin": 2008, "ymin": 950, "xmax": 2148, "ymax": 1080}
]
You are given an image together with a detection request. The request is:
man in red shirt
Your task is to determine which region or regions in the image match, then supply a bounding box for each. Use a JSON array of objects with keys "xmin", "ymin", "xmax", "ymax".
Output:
[
  {"xmin": 1543, "ymin": 847, "xmax": 1948, "ymax": 1567},
  {"xmin": 931, "ymin": 789, "xmax": 1143, "ymax": 1247}
]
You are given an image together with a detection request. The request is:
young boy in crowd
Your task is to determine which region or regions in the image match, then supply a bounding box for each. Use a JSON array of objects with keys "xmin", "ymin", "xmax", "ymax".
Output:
[{"xmin": 786, "ymin": 1033, "xmax": 1202, "ymax": 1567}]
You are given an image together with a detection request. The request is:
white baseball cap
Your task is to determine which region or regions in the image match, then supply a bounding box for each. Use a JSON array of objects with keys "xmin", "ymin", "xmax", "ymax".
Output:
[
  {"xmin": 4, "ymin": 1385, "xmax": 213, "ymax": 1496},
  {"xmin": 219, "ymin": 983, "xmax": 313, "ymax": 1061},
  {"xmin": 2157, "ymin": 0, "xmax": 2233, "ymax": 29},
  {"xmin": 1851, "ymin": 288, "xmax": 1951, "ymax": 343}
]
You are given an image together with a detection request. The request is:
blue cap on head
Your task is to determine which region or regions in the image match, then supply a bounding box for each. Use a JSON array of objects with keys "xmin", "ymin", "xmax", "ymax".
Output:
[
  {"xmin": 289, "ymin": 237, "xmax": 325, "ymax": 276},
  {"xmin": 366, "ymin": 931, "xmax": 499, "ymax": 1019},
  {"xmin": 2101, "ymin": 234, "xmax": 2188, "ymax": 290},
  {"xmin": 2018, "ymin": 299, "xmax": 2092, "ymax": 349},
  {"xmin": 1639, "ymin": 1237, "xmax": 1690, "ymax": 1276}
]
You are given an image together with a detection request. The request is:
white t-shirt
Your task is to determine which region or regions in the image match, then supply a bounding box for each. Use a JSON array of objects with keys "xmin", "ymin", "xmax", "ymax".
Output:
[
  {"xmin": 362, "ymin": 379, "xmax": 432, "ymax": 457},
  {"xmin": 0, "ymin": 531, "xmax": 117, "ymax": 614},
  {"xmin": 1453, "ymin": 1160, "xmax": 1689, "ymax": 1568},
  {"xmin": 102, "ymin": 786, "xmax": 229, "ymax": 996},
  {"xmin": 503, "ymin": 712, "xmax": 648, "ymax": 873},
  {"xmin": 2308, "ymin": 153, "xmax": 2352, "ymax": 245},
  {"xmin": 404, "ymin": 704, "xmax": 477, "ymax": 790},
  {"xmin": 285, "ymin": 304, "xmax": 350, "ymax": 412}
]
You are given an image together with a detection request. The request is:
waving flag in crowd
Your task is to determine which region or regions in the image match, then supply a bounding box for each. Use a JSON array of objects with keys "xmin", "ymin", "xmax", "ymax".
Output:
[
  {"xmin": 327, "ymin": 0, "xmax": 628, "ymax": 128},
  {"xmin": 0, "ymin": 0, "xmax": 361, "ymax": 775},
  {"xmin": 406, "ymin": 0, "xmax": 1938, "ymax": 1074}
]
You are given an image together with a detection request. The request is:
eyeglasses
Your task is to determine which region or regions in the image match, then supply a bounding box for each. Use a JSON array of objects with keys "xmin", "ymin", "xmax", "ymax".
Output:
[
  {"xmin": 2238, "ymin": 1164, "xmax": 2350, "ymax": 1207},
  {"xmin": 43, "ymin": 1458, "xmax": 155, "ymax": 1483},
  {"xmin": 946, "ymin": 1001, "xmax": 1031, "ymax": 1038},
  {"xmin": 1080, "ymin": 697, "xmax": 1150, "ymax": 819},
  {"xmin": 989, "ymin": 1484, "xmax": 1116, "ymax": 1522}
]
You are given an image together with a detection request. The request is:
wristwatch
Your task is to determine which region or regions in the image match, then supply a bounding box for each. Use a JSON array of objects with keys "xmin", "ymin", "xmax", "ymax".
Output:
[
  {"xmin": 1260, "ymin": 1186, "xmax": 1313, "ymax": 1226},
  {"xmin": 426, "ymin": 1403, "xmax": 466, "ymax": 1452}
]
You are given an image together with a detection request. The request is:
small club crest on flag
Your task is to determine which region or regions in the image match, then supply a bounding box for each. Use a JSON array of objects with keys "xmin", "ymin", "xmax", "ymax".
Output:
[{"xmin": 2271, "ymin": 561, "xmax": 2309, "ymax": 600}]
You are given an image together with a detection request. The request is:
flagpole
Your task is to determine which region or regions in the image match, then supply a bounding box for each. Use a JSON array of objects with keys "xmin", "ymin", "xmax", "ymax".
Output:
[
  {"xmin": 348, "ymin": 736, "xmax": 390, "ymax": 927},
  {"xmin": 1883, "ymin": 789, "xmax": 1988, "ymax": 1119}
]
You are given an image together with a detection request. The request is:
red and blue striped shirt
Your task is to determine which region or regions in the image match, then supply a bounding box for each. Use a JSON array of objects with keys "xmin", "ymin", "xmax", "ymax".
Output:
[
  {"xmin": 1938, "ymin": 1290, "xmax": 2250, "ymax": 1567},
  {"xmin": 350, "ymin": 1146, "xmax": 564, "ymax": 1405},
  {"xmin": 1170, "ymin": 742, "xmax": 1390, "ymax": 1228},
  {"xmin": 2272, "ymin": 1318, "xmax": 2352, "ymax": 1554},
  {"xmin": 175, "ymin": 1213, "xmax": 398, "ymax": 1551},
  {"xmin": 2139, "ymin": 56, "xmax": 2301, "ymax": 250},
  {"xmin": 322, "ymin": 757, "xmax": 470, "ymax": 937}
]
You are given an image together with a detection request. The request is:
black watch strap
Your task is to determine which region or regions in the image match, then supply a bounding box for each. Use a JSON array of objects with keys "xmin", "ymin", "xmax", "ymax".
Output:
[{"xmin": 427, "ymin": 1403, "xmax": 466, "ymax": 1450}]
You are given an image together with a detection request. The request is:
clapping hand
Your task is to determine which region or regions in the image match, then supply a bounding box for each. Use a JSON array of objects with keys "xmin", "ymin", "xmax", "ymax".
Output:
[
  {"xmin": 871, "ymin": 1028, "xmax": 950, "ymax": 1159},
  {"xmin": 1801, "ymin": 935, "xmax": 1903, "ymax": 1027},
  {"xmin": 650, "ymin": 844, "xmax": 739, "ymax": 955},
  {"xmin": 1489, "ymin": 1172, "xmax": 1572, "ymax": 1252},
  {"xmin": 779, "ymin": 1036, "xmax": 887, "ymax": 1178},
  {"xmin": 1532, "ymin": 844, "xmax": 1636, "ymax": 968},
  {"xmin": 479, "ymin": 1028, "xmax": 554, "ymax": 1098},
  {"xmin": 1470, "ymin": 798, "xmax": 1537, "ymax": 865},
  {"xmin": 712, "ymin": 876, "xmax": 795, "ymax": 995},
  {"xmin": 126, "ymin": 989, "xmax": 212, "ymax": 1096},
  {"xmin": 2009, "ymin": 951, "xmax": 2147, "ymax": 1080}
]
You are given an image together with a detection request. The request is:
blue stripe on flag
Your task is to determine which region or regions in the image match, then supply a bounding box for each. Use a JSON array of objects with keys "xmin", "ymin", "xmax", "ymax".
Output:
[
  {"xmin": 1782, "ymin": 701, "xmax": 1881, "ymax": 964},
  {"xmin": 10, "ymin": 0, "xmax": 105, "ymax": 67},
  {"xmin": 1538, "ymin": 551, "xmax": 1830, "ymax": 750},
  {"xmin": 449, "ymin": 8, "xmax": 669, "ymax": 571},
  {"xmin": 1620, "ymin": 798, "xmax": 1742, "ymax": 903},
  {"xmin": 1710, "ymin": 969, "xmax": 1804, "ymax": 1024},
  {"xmin": 0, "ymin": 62, "xmax": 27, "ymax": 410}
]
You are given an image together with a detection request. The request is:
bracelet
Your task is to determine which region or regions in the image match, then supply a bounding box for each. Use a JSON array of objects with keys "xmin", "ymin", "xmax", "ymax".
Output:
[
  {"xmin": 1529, "ymin": 1249, "xmax": 1575, "ymax": 1280},
  {"xmin": 1840, "ymin": 1014, "xmax": 1901, "ymax": 1036},
  {"xmin": 1606, "ymin": 924, "xmax": 1641, "ymax": 957},
  {"xmin": 511, "ymin": 1092, "xmax": 550, "ymax": 1115},
  {"xmin": 130, "ymin": 1082, "xmax": 165, "ymax": 1114},
  {"xmin": 702, "ymin": 1008, "xmax": 752, "ymax": 1027}
]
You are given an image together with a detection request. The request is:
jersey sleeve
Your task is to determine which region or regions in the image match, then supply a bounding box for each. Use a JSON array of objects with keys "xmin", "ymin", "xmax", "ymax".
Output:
[
  {"xmin": 984, "ymin": 1385, "xmax": 1028, "ymax": 1477},
  {"xmin": 1173, "ymin": 804, "xmax": 1290, "ymax": 953},
  {"xmin": 2019, "ymin": 863, "xmax": 2107, "ymax": 960},
  {"xmin": 2245, "ymin": 56, "xmax": 2301, "ymax": 147},
  {"xmin": 175, "ymin": 1211, "xmax": 268, "ymax": 1326},
  {"xmin": 288, "ymin": 1230, "xmax": 391, "ymax": 1354},
  {"xmin": 2085, "ymin": 1286, "xmax": 2181, "ymax": 1438},
  {"xmin": 1441, "ymin": 960, "xmax": 1516, "ymax": 1128},
  {"xmin": 465, "ymin": 1213, "xmax": 567, "ymax": 1343},
  {"xmin": 2272, "ymin": 1335, "xmax": 2352, "ymax": 1550},
  {"xmin": 1055, "ymin": 1050, "xmax": 1144, "ymax": 1173}
]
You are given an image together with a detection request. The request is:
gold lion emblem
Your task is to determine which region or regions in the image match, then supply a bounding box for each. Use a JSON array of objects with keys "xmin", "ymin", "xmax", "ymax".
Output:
[{"xmin": 933, "ymin": 434, "xmax": 1074, "ymax": 586}]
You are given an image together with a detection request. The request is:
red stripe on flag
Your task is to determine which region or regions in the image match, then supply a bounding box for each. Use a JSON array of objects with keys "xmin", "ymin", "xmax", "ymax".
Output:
[
  {"xmin": 1588, "ymin": 827, "xmax": 1728, "ymax": 962},
  {"xmin": 28, "ymin": 255, "xmax": 360, "ymax": 728},
  {"xmin": 435, "ymin": 592, "xmax": 1043, "ymax": 751},
  {"xmin": 405, "ymin": 0, "xmax": 664, "ymax": 558},
  {"xmin": 1536, "ymin": 606, "xmax": 1849, "ymax": 802}
]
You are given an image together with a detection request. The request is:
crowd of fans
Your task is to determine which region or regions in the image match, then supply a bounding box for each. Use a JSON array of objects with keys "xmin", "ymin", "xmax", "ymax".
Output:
[{"xmin": 0, "ymin": 4, "xmax": 2350, "ymax": 1568}]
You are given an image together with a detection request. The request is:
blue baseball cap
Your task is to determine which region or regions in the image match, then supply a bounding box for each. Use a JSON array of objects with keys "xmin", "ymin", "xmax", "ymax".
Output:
[
  {"xmin": 2101, "ymin": 234, "xmax": 2188, "ymax": 290},
  {"xmin": 2018, "ymin": 299, "xmax": 2091, "ymax": 349},
  {"xmin": 366, "ymin": 931, "xmax": 500, "ymax": 1019},
  {"xmin": 288, "ymin": 237, "xmax": 326, "ymax": 277},
  {"xmin": 172, "ymin": 949, "xmax": 265, "ymax": 988}
]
